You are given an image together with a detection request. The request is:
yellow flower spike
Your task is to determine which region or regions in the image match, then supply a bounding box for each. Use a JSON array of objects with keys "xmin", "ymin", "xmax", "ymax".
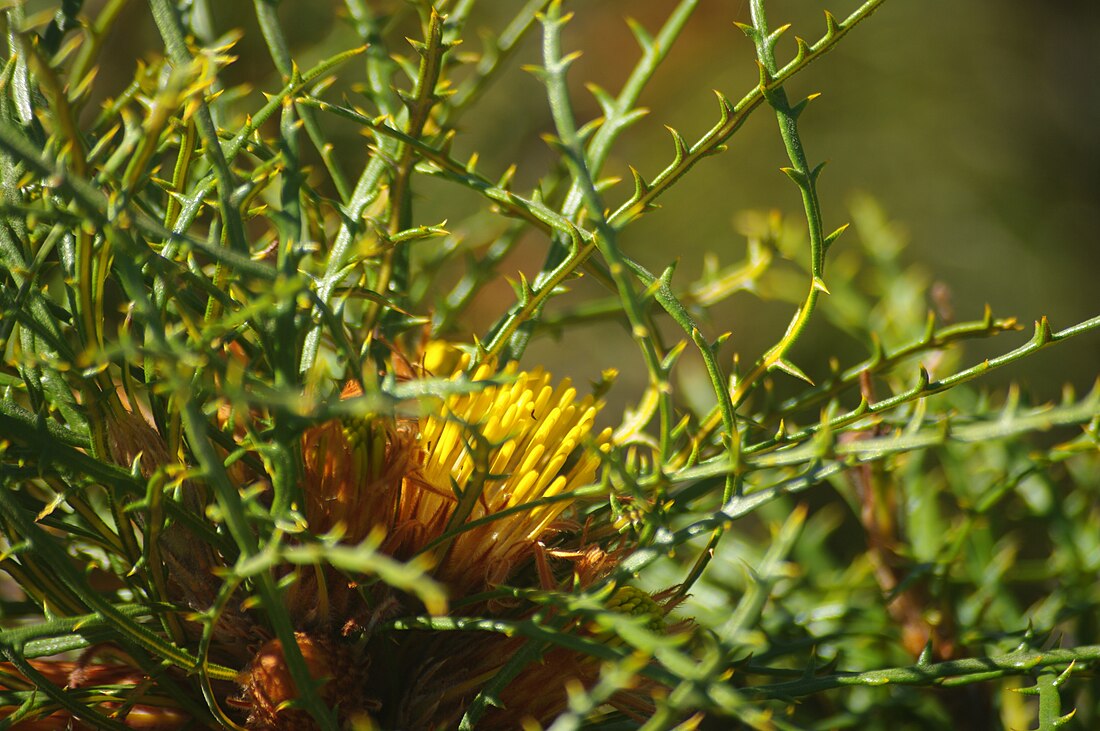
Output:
[
  {"xmin": 298, "ymin": 350, "xmax": 612, "ymax": 601},
  {"xmin": 409, "ymin": 355, "xmax": 612, "ymax": 596}
]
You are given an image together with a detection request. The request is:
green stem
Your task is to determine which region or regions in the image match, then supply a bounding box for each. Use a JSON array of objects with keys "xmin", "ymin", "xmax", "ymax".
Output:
[
  {"xmin": 148, "ymin": 0, "xmax": 247, "ymax": 254},
  {"xmin": 606, "ymin": 0, "xmax": 886, "ymax": 230},
  {"xmin": 731, "ymin": 0, "xmax": 833, "ymax": 407},
  {"xmin": 363, "ymin": 8, "xmax": 449, "ymax": 336},
  {"xmin": 524, "ymin": 0, "xmax": 698, "ymax": 363},
  {"xmin": 560, "ymin": 0, "xmax": 699, "ymax": 223},
  {"xmin": 253, "ymin": 0, "xmax": 352, "ymax": 200},
  {"xmin": 444, "ymin": 0, "xmax": 549, "ymax": 123},
  {"xmin": 539, "ymin": 2, "xmax": 673, "ymax": 458},
  {"xmin": 747, "ymin": 646, "xmax": 1097, "ymax": 699},
  {"xmin": 746, "ymin": 315, "xmax": 1100, "ymax": 457}
]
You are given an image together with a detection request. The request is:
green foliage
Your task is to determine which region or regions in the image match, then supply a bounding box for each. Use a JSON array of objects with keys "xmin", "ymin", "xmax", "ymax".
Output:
[{"xmin": 0, "ymin": 1, "xmax": 1096, "ymax": 729}]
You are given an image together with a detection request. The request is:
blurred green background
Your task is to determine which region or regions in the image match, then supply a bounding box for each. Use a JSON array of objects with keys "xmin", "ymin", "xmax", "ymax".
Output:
[{"xmin": 65, "ymin": 0, "xmax": 1100, "ymax": 404}]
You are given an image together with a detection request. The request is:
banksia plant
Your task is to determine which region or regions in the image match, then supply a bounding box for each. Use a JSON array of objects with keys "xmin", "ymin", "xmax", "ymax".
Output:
[{"xmin": 0, "ymin": 1, "xmax": 1097, "ymax": 730}]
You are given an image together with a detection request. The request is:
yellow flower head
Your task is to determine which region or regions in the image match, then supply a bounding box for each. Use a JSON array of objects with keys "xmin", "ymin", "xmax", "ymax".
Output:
[
  {"xmin": 414, "ymin": 357, "xmax": 613, "ymax": 595},
  {"xmin": 301, "ymin": 351, "xmax": 612, "ymax": 599}
]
